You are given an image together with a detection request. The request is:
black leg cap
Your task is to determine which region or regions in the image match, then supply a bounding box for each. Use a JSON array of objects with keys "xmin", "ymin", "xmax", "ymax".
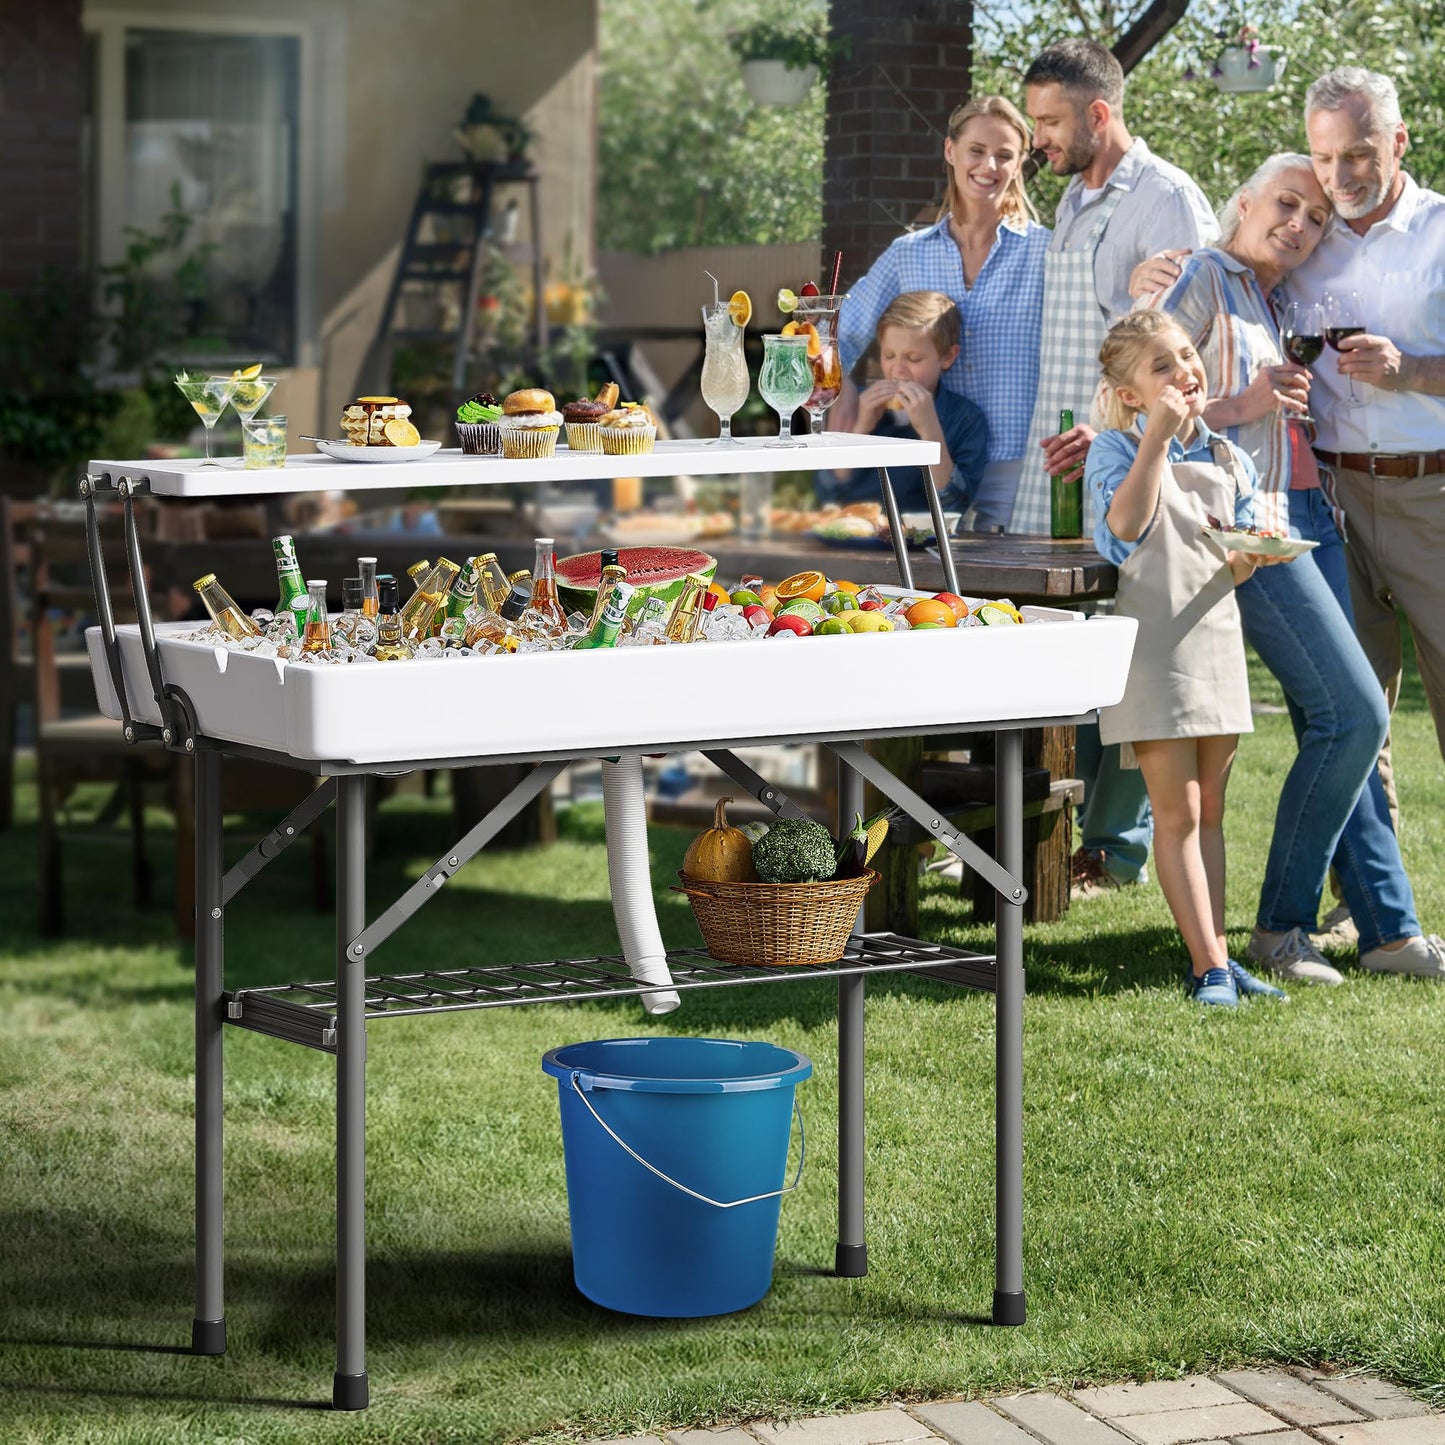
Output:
[
  {"xmin": 190, "ymin": 1318, "xmax": 226, "ymax": 1355},
  {"xmin": 332, "ymin": 1371, "xmax": 370, "ymax": 1411},
  {"xmin": 993, "ymin": 1289, "xmax": 1026, "ymax": 1326},
  {"xmin": 834, "ymin": 1242, "xmax": 868, "ymax": 1277}
]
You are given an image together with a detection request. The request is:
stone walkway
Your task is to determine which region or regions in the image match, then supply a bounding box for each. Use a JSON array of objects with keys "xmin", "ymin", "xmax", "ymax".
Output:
[{"xmin": 586, "ymin": 1368, "xmax": 1442, "ymax": 1445}]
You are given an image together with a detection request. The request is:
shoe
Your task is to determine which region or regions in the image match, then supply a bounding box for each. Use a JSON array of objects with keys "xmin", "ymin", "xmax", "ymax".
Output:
[
  {"xmin": 1359, "ymin": 934, "xmax": 1445, "ymax": 979},
  {"xmin": 1247, "ymin": 926, "xmax": 1345, "ymax": 986},
  {"xmin": 1071, "ymin": 847, "xmax": 1142, "ymax": 901},
  {"xmin": 1228, "ymin": 958, "xmax": 1287, "ymax": 1001},
  {"xmin": 1313, "ymin": 903, "xmax": 1359, "ymax": 951},
  {"xmin": 1186, "ymin": 965, "xmax": 1238, "ymax": 1007}
]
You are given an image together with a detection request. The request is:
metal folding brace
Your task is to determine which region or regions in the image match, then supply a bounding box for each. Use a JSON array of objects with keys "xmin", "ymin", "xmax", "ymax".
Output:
[
  {"xmin": 876, "ymin": 465, "xmax": 959, "ymax": 596},
  {"xmin": 876, "ymin": 466, "xmax": 913, "ymax": 591},
  {"xmin": 343, "ymin": 760, "xmax": 568, "ymax": 964},
  {"xmin": 825, "ymin": 739, "xmax": 1027, "ymax": 905},
  {"xmin": 700, "ymin": 749, "xmax": 815, "ymax": 821},
  {"xmin": 222, "ymin": 777, "xmax": 339, "ymax": 905}
]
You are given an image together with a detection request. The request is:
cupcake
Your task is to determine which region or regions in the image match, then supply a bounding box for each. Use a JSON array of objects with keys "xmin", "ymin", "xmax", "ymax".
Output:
[
  {"xmin": 599, "ymin": 402, "xmax": 657, "ymax": 456},
  {"xmin": 498, "ymin": 387, "xmax": 563, "ymax": 459},
  {"xmin": 561, "ymin": 397, "xmax": 607, "ymax": 452},
  {"xmin": 455, "ymin": 392, "xmax": 504, "ymax": 454},
  {"xmin": 340, "ymin": 395, "xmax": 416, "ymax": 447}
]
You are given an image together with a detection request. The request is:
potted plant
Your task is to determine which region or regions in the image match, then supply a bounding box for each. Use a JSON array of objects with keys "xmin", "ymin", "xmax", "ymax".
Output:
[
  {"xmin": 729, "ymin": 20, "xmax": 848, "ymax": 106},
  {"xmin": 1187, "ymin": 13, "xmax": 1286, "ymax": 93}
]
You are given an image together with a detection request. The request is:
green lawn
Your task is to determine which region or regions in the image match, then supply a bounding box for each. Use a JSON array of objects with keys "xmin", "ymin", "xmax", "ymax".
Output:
[{"xmin": 0, "ymin": 636, "xmax": 1442, "ymax": 1445}]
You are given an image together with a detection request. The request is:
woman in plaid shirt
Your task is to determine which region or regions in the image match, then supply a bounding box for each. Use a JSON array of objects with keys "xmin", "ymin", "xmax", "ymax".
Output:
[
  {"xmin": 837, "ymin": 95, "xmax": 1049, "ymax": 531},
  {"xmin": 1140, "ymin": 154, "xmax": 1436, "ymax": 985}
]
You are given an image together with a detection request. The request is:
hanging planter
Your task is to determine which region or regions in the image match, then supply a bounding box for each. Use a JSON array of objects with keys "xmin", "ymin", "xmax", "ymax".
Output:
[
  {"xmin": 1212, "ymin": 43, "xmax": 1288, "ymax": 92},
  {"xmin": 740, "ymin": 59, "xmax": 819, "ymax": 106}
]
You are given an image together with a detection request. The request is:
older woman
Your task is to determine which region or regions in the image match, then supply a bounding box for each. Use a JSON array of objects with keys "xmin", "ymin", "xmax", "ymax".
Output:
[
  {"xmin": 1137, "ymin": 154, "xmax": 1437, "ymax": 982},
  {"xmin": 834, "ymin": 95, "xmax": 1049, "ymax": 530}
]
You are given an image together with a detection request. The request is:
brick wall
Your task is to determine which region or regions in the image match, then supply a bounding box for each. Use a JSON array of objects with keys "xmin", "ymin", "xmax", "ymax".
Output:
[
  {"xmin": 0, "ymin": 0, "xmax": 85, "ymax": 297},
  {"xmin": 823, "ymin": 2, "xmax": 973, "ymax": 289}
]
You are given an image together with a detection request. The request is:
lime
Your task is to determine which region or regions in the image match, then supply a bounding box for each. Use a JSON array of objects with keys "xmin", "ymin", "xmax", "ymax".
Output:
[
  {"xmin": 731, "ymin": 588, "xmax": 763, "ymax": 608},
  {"xmin": 974, "ymin": 602, "xmax": 1021, "ymax": 626},
  {"xmin": 817, "ymin": 617, "xmax": 849, "ymax": 635},
  {"xmin": 778, "ymin": 598, "xmax": 826, "ymax": 627},
  {"xmin": 777, "ymin": 287, "xmax": 799, "ymax": 314},
  {"xmin": 822, "ymin": 590, "xmax": 859, "ymax": 614}
]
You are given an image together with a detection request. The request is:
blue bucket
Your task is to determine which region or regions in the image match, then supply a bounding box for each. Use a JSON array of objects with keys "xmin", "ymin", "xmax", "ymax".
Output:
[{"xmin": 541, "ymin": 1037, "xmax": 811, "ymax": 1317}]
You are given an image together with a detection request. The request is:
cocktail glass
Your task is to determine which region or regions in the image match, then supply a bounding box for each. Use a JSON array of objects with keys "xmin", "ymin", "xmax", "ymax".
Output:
[
  {"xmin": 174, "ymin": 373, "xmax": 236, "ymax": 466},
  {"xmin": 701, "ymin": 303, "xmax": 749, "ymax": 444},
  {"xmin": 792, "ymin": 293, "xmax": 847, "ymax": 435},
  {"xmin": 758, "ymin": 334, "xmax": 812, "ymax": 444},
  {"xmin": 229, "ymin": 373, "xmax": 279, "ymax": 432}
]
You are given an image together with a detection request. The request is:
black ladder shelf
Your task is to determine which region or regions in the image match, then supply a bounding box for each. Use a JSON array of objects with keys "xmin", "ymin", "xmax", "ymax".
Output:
[{"xmin": 365, "ymin": 159, "xmax": 545, "ymax": 393}]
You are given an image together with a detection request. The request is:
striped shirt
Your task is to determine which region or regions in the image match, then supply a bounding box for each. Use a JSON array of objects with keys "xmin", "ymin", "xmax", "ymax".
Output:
[
  {"xmin": 837, "ymin": 214, "xmax": 1050, "ymax": 463},
  {"xmin": 1143, "ymin": 248, "xmax": 1292, "ymax": 534}
]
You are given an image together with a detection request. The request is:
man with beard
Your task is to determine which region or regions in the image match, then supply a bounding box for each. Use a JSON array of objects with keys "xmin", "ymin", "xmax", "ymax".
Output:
[
  {"xmin": 1014, "ymin": 39, "xmax": 1217, "ymax": 898},
  {"xmin": 1288, "ymin": 68, "xmax": 1445, "ymax": 777}
]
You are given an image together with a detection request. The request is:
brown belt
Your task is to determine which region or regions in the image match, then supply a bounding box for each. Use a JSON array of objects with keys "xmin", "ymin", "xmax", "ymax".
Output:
[{"xmin": 1314, "ymin": 448, "xmax": 1445, "ymax": 479}]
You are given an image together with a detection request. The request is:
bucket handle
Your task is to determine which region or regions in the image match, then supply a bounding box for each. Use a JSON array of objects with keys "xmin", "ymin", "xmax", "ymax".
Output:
[{"xmin": 569, "ymin": 1071, "xmax": 805, "ymax": 1210}]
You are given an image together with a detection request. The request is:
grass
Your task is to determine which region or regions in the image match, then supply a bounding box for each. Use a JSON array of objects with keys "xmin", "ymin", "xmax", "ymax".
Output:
[{"xmin": 0, "ymin": 632, "xmax": 1442, "ymax": 1444}]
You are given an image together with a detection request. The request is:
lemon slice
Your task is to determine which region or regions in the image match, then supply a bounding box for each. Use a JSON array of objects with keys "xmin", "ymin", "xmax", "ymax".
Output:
[
  {"xmin": 383, "ymin": 417, "xmax": 421, "ymax": 447},
  {"xmin": 777, "ymin": 287, "xmax": 798, "ymax": 314},
  {"xmin": 231, "ymin": 363, "xmax": 264, "ymax": 381},
  {"xmin": 728, "ymin": 289, "xmax": 752, "ymax": 327}
]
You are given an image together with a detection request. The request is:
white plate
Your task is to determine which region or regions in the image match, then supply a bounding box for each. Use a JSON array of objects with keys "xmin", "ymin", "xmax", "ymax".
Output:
[
  {"xmin": 900, "ymin": 511, "xmax": 962, "ymax": 543},
  {"xmin": 1203, "ymin": 527, "xmax": 1318, "ymax": 559},
  {"xmin": 313, "ymin": 439, "xmax": 444, "ymax": 463}
]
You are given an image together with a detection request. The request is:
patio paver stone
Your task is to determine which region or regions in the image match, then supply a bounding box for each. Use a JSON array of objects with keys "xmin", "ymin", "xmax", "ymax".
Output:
[
  {"xmin": 906, "ymin": 1401, "xmax": 1036, "ymax": 1445},
  {"xmin": 1213, "ymin": 1371, "xmax": 1365, "ymax": 1428},
  {"xmin": 751, "ymin": 1409, "xmax": 939, "ymax": 1445},
  {"xmin": 1106, "ymin": 1401, "xmax": 1285, "ymax": 1444},
  {"xmin": 669, "ymin": 1431, "xmax": 761, "ymax": 1445},
  {"xmin": 1305, "ymin": 1372, "xmax": 1432, "ymax": 1420},
  {"xmin": 1073, "ymin": 1376, "xmax": 1246, "ymax": 1417},
  {"xmin": 994, "ymin": 1390, "xmax": 1134, "ymax": 1443},
  {"xmin": 1315, "ymin": 1420, "xmax": 1445, "ymax": 1445}
]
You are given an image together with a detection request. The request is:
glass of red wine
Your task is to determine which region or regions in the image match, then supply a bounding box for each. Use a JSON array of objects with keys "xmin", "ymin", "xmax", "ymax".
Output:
[
  {"xmin": 1323, "ymin": 289, "xmax": 1365, "ymax": 403},
  {"xmin": 1281, "ymin": 300, "xmax": 1324, "ymax": 423}
]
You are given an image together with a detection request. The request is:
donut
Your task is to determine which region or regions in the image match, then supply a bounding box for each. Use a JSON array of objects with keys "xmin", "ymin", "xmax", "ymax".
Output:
[{"xmin": 503, "ymin": 387, "xmax": 556, "ymax": 415}]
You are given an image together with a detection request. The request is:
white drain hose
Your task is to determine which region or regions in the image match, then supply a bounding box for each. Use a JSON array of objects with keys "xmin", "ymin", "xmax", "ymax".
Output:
[{"xmin": 602, "ymin": 754, "xmax": 681, "ymax": 1016}]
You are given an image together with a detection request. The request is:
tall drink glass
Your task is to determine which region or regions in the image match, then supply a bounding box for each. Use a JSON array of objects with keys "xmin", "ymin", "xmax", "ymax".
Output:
[
  {"xmin": 701, "ymin": 303, "xmax": 749, "ymax": 444},
  {"xmin": 793, "ymin": 293, "xmax": 847, "ymax": 435},
  {"xmin": 758, "ymin": 334, "xmax": 812, "ymax": 443}
]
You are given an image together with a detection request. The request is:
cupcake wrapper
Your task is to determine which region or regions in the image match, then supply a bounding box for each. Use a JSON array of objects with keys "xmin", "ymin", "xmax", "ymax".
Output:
[
  {"xmin": 455, "ymin": 421, "xmax": 502, "ymax": 455},
  {"xmin": 600, "ymin": 425, "xmax": 657, "ymax": 456},
  {"xmin": 500, "ymin": 426, "xmax": 560, "ymax": 459},
  {"xmin": 564, "ymin": 421, "xmax": 604, "ymax": 452}
]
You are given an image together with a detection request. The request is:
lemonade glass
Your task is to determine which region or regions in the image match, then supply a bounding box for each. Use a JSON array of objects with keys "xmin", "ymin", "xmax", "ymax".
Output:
[
  {"xmin": 701, "ymin": 303, "xmax": 749, "ymax": 444},
  {"xmin": 792, "ymin": 293, "xmax": 847, "ymax": 435},
  {"xmin": 174, "ymin": 374, "xmax": 236, "ymax": 466},
  {"xmin": 229, "ymin": 373, "xmax": 279, "ymax": 431},
  {"xmin": 242, "ymin": 414, "xmax": 288, "ymax": 469},
  {"xmin": 759, "ymin": 334, "xmax": 812, "ymax": 443}
]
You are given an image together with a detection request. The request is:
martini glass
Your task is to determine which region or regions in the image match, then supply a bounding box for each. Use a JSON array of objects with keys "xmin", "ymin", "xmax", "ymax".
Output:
[
  {"xmin": 228, "ymin": 373, "xmax": 279, "ymax": 433},
  {"xmin": 792, "ymin": 292, "xmax": 847, "ymax": 435},
  {"xmin": 174, "ymin": 374, "xmax": 237, "ymax": 466}
]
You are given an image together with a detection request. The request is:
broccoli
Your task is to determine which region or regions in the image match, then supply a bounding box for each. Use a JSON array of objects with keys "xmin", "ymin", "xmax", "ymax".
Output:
[{"xmin": 751, "ymin": 818, "xmax": 837, "ymax": 883}]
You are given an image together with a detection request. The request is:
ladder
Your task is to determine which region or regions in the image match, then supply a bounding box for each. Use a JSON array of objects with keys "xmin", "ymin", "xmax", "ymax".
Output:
[{"xmin": 363, "ymin": 160, "xmax": 546, "ymax": 394}]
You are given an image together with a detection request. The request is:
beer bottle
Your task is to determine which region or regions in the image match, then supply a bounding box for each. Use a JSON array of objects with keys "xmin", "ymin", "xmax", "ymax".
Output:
[
  {"xmin": 588, "ymin": 563, "xmax": 628, "ymax": 628},
  {"xmin": 470, "ymin": 583, "xmax": 533, "ymax": 654},
  {"xmin": 1050, "ymin": 407, "xmax": 1083, "ymax": 539},
  {"xmin": 372, "ymin": 576, "xmax": 413, "ymax": 661},
  {"xmin": 443, "ymin": 557, "xmax": 479, "ymax": 622},
  {"xmin": 399, "ymin": 558, "xmax": 460, "ymax": 642},
  {"xmin": 664, "ymin": 572, "xmax": 708, "ymax": 643},
  {"xmin": 405, "ymin": 559, "xmax": 431, "ymax": 593},
  {"xmin": 575, "ymin": 580, "xmax": 636, "ymax": 650},
  {"xmin": 194, "ymin": 573, "xmax": 261, "ymax": 641},
  {"xmin": 474, "ymin": 552, "xmax": 511, "ymax": 612},
  {"xmin": 273, "ymin": 535, "xmax": 312, "ymax": 634}
]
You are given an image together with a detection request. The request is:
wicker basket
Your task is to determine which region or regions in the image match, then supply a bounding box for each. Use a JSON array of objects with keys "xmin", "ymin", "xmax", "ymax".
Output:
[{"xmin": 674, "ymin": 869, "xmax": 879, "ymax": 967}]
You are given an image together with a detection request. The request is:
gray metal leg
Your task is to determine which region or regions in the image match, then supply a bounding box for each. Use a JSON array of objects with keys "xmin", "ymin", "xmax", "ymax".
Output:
[
  {"xmin": 994, "ymin": 730, "xmax": 1026, "ymax": 1325},
  {"xmin": 835, "ymin": 757, "xmax": 867, "ymax": 1277},
  {"xmin": 192, "ymin": 751, "xmax": 226, "ymax": 1355},
  {"xmin": 333, "ymin": 775, "xmax": 369, "ymax": 1410}
]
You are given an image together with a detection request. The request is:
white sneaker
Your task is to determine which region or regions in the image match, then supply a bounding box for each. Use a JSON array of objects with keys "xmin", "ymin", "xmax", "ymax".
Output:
[
  {"xmin": 1312, "ymin": 903, "xmax": 1359, "ymax": 951},
  {"xmin": 1359, "ymin": 934, "xmax": 1445, "ymax": 980},
  {"xmin": 1247, "ymin": 926, "xmax": 1346, "ymax": 986}
]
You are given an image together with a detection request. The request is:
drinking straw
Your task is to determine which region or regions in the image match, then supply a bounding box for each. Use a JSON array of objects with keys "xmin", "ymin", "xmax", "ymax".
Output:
[
  {"xmin": 829, "ymin": 250, "xmax": 843, "ymax": 296},
  {"xmin": 704, "ymin": 270, "xmax": 720, "ymax": 308}
]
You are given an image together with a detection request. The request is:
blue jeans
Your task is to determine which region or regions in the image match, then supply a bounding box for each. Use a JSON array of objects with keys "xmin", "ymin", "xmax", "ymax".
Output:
[
  {"xmin": 1077, "ymin": 721, "xmax": 1152, "ymax": 882},
  {"xmin": 1234, "ymin": 489, "xmax": 1418, "ymax": 953}
]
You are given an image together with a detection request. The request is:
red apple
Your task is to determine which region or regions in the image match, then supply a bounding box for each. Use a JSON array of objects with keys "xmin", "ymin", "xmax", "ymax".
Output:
[
  {"xmin": 859, "ymin": 598, "xmax": 886, "ymax": 611},
  {"xmin": 932, "ymin": 591, "xmax": 970, "ymax": 621},
  {"xmin": 742, "ymin": 604, "xmax": 772, "ymax": 627},
  {"xmin": 767, "ymin": 612, "xmax": 813, "ymax": 638}
]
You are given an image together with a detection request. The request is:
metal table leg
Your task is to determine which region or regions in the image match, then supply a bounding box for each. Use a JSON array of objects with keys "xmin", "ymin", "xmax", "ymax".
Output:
[
  {"xmin": 835, "ymin": 757, "xmax": 867, "ymax": 1277},
  {"xmin": 192, "ymin": 751, "xmax": 226, "ymax": 1355},
  {"xmin": 994, "ymin": 729, "xmax": 1026, "ymax": 1324},
  {"xmin": 333, "ymin": 775, "xmax": 369, "ymax": 1410}
]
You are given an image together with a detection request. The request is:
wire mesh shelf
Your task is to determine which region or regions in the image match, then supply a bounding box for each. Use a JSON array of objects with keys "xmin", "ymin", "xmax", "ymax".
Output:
[{"xmin": 225, "ymin": 932, "xmax": 996, "ymax": 1053}]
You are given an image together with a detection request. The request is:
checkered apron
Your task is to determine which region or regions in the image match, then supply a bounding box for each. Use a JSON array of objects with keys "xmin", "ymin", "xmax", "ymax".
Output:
[{"xmin": 1009, "ymin": 186, "xmax": 1127, "ymax": 535}]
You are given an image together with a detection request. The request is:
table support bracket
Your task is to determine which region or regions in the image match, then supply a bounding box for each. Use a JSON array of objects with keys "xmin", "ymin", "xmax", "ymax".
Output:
[
  {"xmin": 876, "ymin": 467, "xmax": 913, "ymax": 591},
  {"xmin": 223, "ymin": 778, "xmax": 339, "ymax": 905},
  {"xmin": 348, "ymin": 760, "xmax": 568, "ymax": 961},
  {"xmin": 825, "ymin": 740, "xmax": 1027, "ymax": 905},
  {"xmin": 699, "ymin": 749, "xmax": 815, "ymax": 822}
]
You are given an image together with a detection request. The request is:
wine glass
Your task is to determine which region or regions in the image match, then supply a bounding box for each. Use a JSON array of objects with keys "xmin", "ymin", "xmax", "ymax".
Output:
[
  {"xmin": 700, "ymin": 303, "xmax": 749, "ymax": 444},
  {"xmin": 1323, "ymin": 289, "xmax": 1364, "ymax": 403},
  {"xmin": 758, "ymin": 334, "xmax": 812, "ymax": 444},
  {"xmin": 174, "ymin": 373, "xmax": 236, "ymax": 466},
  {"xmin": 793, "ymin": 293, "xmax": 847, "ymax": 435},
  {"xmin": 229, "ymin": 372, "xmax": 279, "ymax": 434},
  {"xmin": 1280, "ymin": 300, "xmax": 1324, "ymax": 424}
]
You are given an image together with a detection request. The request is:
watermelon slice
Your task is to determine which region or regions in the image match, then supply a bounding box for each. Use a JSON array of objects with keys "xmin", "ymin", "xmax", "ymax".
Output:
[{"xmin": 557, "ymin": 546, "xmax": 717, "ymax": 618}]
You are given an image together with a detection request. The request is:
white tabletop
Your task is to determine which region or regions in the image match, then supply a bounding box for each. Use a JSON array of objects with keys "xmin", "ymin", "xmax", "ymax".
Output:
[{"xmin": 88, "ymin": 433, "xmax": 940, "ymax": 498}]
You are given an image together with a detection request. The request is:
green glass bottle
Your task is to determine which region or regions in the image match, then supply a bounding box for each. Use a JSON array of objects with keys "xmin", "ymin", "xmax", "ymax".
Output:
[
  {"xmin": 575, "ymin": 580, "xmax": 636, "ymax": 650},
  {"xmin": 1050, "ymin": 408, "xmax": 1083, "ymax": 540},
  {"xmin": 273, "ymin": 535, "xmax": 312, "ymax": 635}
]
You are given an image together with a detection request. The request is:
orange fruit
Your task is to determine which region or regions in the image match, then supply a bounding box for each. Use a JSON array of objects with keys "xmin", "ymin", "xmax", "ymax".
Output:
[
  {"xmin": 707, "ymin": 581, "xmax": 732, "ymax": 605},
  {"xmin": 932, "ymin": 591, "xmax": 970, "ymax": 621},
  {"xmin": 776, "ymin": 569, "xmax": 828, "ymax": 604},
  {"xmin": 831, "ymin": 579, "xmax": 861, "ymax": 594},
  {"xmin": 905, "ymin": 598, "xmax": 957, "ymax": 629},
  {"xmin": 728, "ymin": 290, "xmax": 752, "ymax": 327},
  {"xmin": 780, "ymin": 319, "xmax": 823, "ymax": 359}
]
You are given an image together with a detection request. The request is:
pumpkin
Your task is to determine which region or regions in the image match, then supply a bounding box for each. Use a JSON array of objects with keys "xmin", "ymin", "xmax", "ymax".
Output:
[{"xmin": 683, "ymin": 796, "xmax": 757, "ymax": 882}]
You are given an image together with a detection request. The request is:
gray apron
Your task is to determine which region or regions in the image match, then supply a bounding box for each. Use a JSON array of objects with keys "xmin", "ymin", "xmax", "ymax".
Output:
[
  {"xmin": 1100, "ymin": 438, "xmax": 1254, "ymax": 755},
  {"xmin": 1009, "ymin": 185, "xmax": 1127, "ymax": 535}
]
